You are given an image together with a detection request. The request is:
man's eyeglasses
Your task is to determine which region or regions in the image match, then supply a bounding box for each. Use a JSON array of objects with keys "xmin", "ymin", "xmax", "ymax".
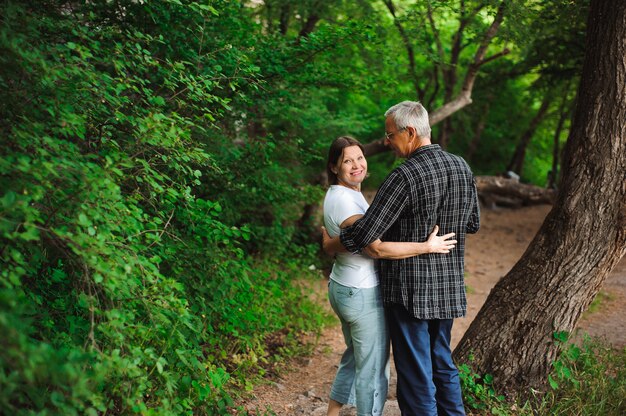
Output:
[{"xmin": 384, "ymin": 127, "xmax": 407, "ymax": 140}]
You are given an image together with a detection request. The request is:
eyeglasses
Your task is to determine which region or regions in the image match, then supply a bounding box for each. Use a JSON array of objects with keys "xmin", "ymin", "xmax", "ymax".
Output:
[{"xmin": 384, "ymin": 127, "xmax": 407, "ymax": 140}]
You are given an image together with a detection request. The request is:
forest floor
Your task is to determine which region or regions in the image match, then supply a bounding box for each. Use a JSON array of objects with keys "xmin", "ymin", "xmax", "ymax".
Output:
[{"xmin": 237, "ymin": 204, "xmax": 626, "ymax": 415}]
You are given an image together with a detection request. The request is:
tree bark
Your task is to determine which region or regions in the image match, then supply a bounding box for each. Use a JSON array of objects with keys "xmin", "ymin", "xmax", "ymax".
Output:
[
  {"xmin": 298, "ymin": 14, "xmax": 320, "ymax": 38},
  {"xmin": 428, "ymin": 2, "xmax": 507, "ymax": 126},
  {"xmin": 466, "ymin": 104, "xmax": 490, "ymax": 163},
  {"xmin": 427, "ymin": 0, "xmax": 456, "ymax": 149},
  {"xmin": 454, "ymin": 0, "xmax": 626, "ymax": 395},
  {"xmin": 278, "ymin": 4, "xmax": 290, "ymax": 35}
]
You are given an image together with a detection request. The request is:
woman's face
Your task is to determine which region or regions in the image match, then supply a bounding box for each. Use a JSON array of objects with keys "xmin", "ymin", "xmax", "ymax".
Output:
[{"xmin": 332, "ymin": 145, "xmax": 367, "ymax": 190}]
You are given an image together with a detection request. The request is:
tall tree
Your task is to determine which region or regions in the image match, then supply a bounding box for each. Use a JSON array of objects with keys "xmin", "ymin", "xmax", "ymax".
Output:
[
  {"xmin": 454, "ymin": 0, "xmax": 626, "ymax": 393},
  {"xmin": 365, "ymin": 0, "xmax": 509, "ymax": 155},
  {"xmin": 505, "ymin": 91, "xmax": 552, "ymax": 176},
  {"xmin": 548, "ymin": 82, "xmax": 574, "ymax": 189}
]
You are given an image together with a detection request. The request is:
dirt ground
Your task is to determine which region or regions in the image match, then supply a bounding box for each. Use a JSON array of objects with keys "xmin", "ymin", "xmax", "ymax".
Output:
[{"xmin": 237, "ymin": 204, "xmax": 626, "ymax": 415}]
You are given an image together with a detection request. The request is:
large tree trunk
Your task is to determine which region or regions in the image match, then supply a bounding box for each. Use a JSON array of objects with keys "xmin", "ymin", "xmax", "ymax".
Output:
[{"xmin": 453, "ymin": 0, "xmax": 626, "ymax": 394}]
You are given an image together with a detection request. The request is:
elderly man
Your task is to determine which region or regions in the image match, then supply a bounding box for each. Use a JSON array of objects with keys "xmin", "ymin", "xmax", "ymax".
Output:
[{"xmin": 340, "ymin": 101, "xmax": 480, "ymax": 415}]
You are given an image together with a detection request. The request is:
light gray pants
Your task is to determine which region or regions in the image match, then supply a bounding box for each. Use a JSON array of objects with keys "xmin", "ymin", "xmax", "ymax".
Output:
[{"xmin": 328, "ymin": 280, "xmax": 390, "ymax": 416}]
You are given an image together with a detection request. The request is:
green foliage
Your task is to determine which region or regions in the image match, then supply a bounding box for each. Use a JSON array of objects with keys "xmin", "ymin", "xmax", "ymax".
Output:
[
  {"xmin": 459, "ymin": 356, "xmax": 510, "ymax": 415},
  {"xmin": 0, "ymin": 0, "xmax": 593, "ymax": 413},
  {"xmin": 1, "ymin": 1, "xmax": 326, "ymax": 414},
  {"xmin": 538, "ymin": 334, "xmax": 626, "ymax": 415},
  {"xmin": 458, "ymin": 335, "xmax": 626, "ymax": 416}
]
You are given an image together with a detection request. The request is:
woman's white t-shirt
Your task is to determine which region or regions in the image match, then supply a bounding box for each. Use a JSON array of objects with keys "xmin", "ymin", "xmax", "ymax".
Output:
[{"xmin": 323, "ymin": 185, "xmax": 378, "ymax": 288}]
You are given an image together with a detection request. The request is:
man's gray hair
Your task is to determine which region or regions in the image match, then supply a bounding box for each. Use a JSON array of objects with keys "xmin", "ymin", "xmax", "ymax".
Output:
[{"xmin": 385, "ymin": 101, "xmax": 431, "ymax": 139}]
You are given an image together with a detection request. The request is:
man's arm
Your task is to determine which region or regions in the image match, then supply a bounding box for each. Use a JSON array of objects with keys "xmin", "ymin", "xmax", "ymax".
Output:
[
  {"xmin": 363, "ymin": 226, "xmax": 456, "ymax": 259},
  {"xmin": 466, "ymin": 176, "xmax": 481, "ymax": 234},
  {"xmin": 322, "ymin": 225, "xmax": 457, "ymax": 259},
  {"xmin": 340, "ymin": 170, "xmax": 408, "ymax": 253}
]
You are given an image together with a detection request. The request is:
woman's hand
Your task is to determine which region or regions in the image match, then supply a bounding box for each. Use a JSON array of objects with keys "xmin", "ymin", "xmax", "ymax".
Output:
[
  {"xmin": 426, "ymin": 225, "xmax": 457, "ymax": 254},
  {"xmin": 321, "ymin": 226, "xmax": 334, "ymax": 256},
  {"xmin": 321, "ymin": 226, "xmax": 348, "ymax": 256}
]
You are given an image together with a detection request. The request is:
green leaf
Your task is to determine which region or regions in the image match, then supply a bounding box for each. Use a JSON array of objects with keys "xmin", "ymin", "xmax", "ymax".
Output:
[
  {"xmin": 483, "ymin": 374, "xmax": 494, "ymax": 385},
  {"xmin": 19, "ymin": 225, "xmax": 40, "ymax": 241},
  {"xmin": 78, "ymin": 213, "xmax": 89, "ymax": 226},
  {"xmin": 548, "ymin": 375, "xmax": 559, "ymax": 390},
  {"xmin": 553, "ymin": 331, "xmax": 569, "ymax": 343},
  {"xmin": 1, "ymin": 191, "xmax": 17, "ymax": 208}
]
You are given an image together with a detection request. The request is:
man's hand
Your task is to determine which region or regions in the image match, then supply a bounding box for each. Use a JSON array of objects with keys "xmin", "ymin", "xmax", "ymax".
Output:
[{"xmin": 426, "ymin": 225, "xmax": 456, "ymax": 253}]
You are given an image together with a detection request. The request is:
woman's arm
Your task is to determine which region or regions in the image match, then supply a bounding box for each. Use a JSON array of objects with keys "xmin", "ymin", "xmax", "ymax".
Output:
[
  {"xmin": 321, "ymin": 215, "xmax": 362, "ymax": 256},
  {"xmin": 322, "ymin": 224, "xmax": 456, "ymax": 259}
]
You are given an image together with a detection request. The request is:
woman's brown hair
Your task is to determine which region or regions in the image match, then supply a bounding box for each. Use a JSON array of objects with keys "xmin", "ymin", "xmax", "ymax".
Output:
[{"xmin": 326, "ymin": 136, "xmax": 365, "ymax": 185}]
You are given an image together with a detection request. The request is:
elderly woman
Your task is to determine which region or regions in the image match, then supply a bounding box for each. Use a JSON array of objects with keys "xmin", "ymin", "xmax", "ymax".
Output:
[{"xmin": 322, "ymin": 136, "xmax": 456, "ymax": 416}]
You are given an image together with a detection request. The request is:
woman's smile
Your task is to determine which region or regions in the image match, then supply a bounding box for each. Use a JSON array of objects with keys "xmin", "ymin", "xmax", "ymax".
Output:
[{"xmin": 333, "ymin": 145, "xmax": 368, "ymax": 191}]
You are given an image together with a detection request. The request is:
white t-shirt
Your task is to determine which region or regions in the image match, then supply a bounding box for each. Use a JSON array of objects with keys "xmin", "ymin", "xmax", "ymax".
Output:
[{"xmin": 323, "ymin": 185, "xmax": 378, "ymax": 288}]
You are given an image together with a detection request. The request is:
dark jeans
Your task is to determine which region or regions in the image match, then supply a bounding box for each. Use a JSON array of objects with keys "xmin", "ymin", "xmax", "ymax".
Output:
[{"xmin": 387, "ymin": 303, "xmax": 465, "ymax": 416}]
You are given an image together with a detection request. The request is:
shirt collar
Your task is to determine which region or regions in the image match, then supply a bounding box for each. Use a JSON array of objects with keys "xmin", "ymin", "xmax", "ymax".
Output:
[{"xmin": 409, "ymin": 144, "xmax": 441, "ymax": 158}]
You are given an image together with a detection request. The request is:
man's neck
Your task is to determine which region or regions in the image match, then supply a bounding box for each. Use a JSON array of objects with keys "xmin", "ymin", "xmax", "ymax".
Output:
[{"xmin": 408, "ymin": 138, "xmax": 432, "ymax": 154}]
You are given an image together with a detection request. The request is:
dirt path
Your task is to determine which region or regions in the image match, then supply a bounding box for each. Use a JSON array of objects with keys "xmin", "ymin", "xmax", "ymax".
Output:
[{"xmin": 238, "ymin": 205, "xmax": 626, "ymax": 415}]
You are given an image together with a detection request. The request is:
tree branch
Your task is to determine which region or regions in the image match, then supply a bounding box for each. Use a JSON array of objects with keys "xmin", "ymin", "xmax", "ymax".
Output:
[
  {"xmin": 384, "ymin": 0, "xmax": 424, "ymax": 98},
  {"xmin": 429, "ymin": 1, "xmax": 506, "ymax": 125},
  {"xmin": 478, "ymin": 48, "xmax": 511, "ymax": 67},
  {"xmin": 363, "ymin": 1, "xmax": 508, "ymax": 156},
  {"xmin": 298, "ymin": 14, "xmax": 320, "ymax": 38}
]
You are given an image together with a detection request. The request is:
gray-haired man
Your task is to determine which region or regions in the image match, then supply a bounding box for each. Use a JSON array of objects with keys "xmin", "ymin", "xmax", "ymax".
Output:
[{"xmin": 340, "ymin": 101, "xmax": 480, "ymax": 415}]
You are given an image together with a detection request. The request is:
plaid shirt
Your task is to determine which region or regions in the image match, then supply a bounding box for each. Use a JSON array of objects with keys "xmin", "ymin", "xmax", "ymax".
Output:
[{"xmin": 340, "ymin": 144, "xmax": 480, "ymax": 319}]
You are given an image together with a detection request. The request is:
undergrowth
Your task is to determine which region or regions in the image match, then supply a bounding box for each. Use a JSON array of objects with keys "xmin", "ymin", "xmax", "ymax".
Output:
[
  {"xmin": 459, "ymin": 333, "xmax": 626, "ymax": 415},
  {"xmin": 0, "ymin": 2, "xmax": 329, "ymax": 414}
]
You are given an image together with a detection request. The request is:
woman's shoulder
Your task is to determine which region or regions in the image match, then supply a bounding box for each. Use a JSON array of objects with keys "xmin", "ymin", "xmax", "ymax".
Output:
[
  {"xmin": 326, "ymin": 185, "xmax": 359, "ymax": 199},
  {"xmin": 324, "ymin": 186, "xmax": 367, "ymax": 216}
]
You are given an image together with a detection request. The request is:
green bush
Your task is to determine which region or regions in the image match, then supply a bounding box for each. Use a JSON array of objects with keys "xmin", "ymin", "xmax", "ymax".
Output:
[
  {"xmin": 0, "ymin": 1, "xmax": 325, "ymax": 414},
  {"xmin": 458, "ymin": 334, "xmax": 626, "ymax": 415},
  {"xmin": 459, "ymin": 356, "xmax": 511, "ymax": 416},
  {"xmin": 538, "ymin": 334, "xmax": 626, "ymax": 415}
]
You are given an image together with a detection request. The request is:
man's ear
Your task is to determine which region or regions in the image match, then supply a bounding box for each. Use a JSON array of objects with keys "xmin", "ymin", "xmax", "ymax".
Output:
[{"xmin": 407, "ymin": 126, "xmax": 417, "ymax": 142}]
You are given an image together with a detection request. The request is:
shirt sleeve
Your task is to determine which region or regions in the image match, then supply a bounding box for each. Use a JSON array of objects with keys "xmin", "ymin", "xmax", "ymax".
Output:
[
  {"xmin": 327, "ymin": 197, "xmax": 364, "ymax": 237},
  {"xmin": 340, "ymin": 169, "xmax": 408, "ymax": 253},
  {"xmin": 334, "ymin": 197, "xmax": 365, "ymax": 226},
  {"xmin": 466, "ymin": 175, "xmax": 481, "ymax": 234}
]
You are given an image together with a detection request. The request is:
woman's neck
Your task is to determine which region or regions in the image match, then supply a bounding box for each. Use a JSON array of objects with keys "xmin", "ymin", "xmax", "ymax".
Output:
[{"xmin": 336, "ymin": 182, "xmax": 361, "ymax": 192}]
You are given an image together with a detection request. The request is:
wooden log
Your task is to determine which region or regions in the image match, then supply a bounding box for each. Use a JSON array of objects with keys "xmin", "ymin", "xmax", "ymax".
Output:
[{"xmin": 476, "ymin": 175, "xmax": 555, "ymax": 208}]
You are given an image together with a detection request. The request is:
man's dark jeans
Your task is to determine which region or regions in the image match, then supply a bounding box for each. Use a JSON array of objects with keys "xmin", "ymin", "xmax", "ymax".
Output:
[{"xmin": 387, "ymin": 303, "xmax": 465, "ymax": 416}]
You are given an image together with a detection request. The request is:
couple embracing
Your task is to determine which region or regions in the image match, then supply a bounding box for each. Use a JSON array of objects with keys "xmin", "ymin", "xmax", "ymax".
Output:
[{"xmin": 322, "ymin": 101, "xmax": 480, "ymax": 416}]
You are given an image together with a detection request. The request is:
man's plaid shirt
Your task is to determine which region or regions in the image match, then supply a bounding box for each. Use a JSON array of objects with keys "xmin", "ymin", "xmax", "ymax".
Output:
[{"xmin": 340, "ymin": 144, "xmax": 480, "ymax": 320}]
